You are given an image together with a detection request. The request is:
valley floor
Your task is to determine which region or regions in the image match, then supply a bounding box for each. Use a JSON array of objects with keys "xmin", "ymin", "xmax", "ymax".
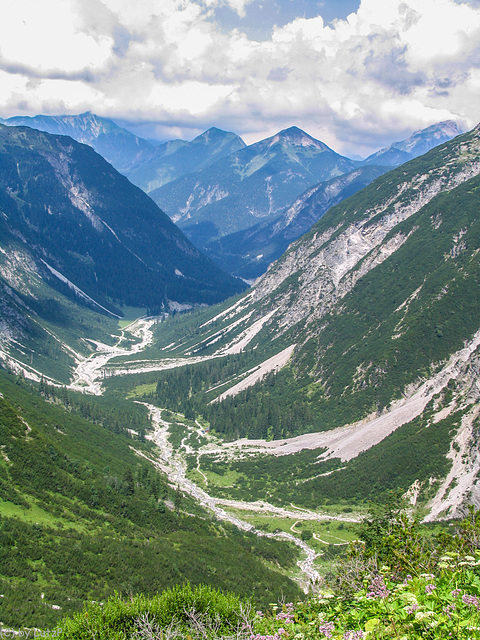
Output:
[
  {"xmin": 7, "ymin": 307, "xmax": 477, "ymax": 592},
  {"xmin": 63, "ymin": 315, "xmax": 363, "ymax": 589}
]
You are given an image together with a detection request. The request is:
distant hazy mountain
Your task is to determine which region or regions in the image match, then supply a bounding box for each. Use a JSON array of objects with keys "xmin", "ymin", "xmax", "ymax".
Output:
[
  {"xmin": 206, "ymin": 165, "xmax": 389, "ymax": 279},
  {"xmin": 2, "ymin": 112, "xmax": 155, "ymax": 174},
  {"xmin": 361, "ymin": 120, "xmax": 462, "ymax": 167},
  {"xmin": 150, "ymin": 126, "xmax": 358, "ymax": 251},
  {"xmin": 126, "ymin": 127, "xmax": 246, "ymax": 193},
  {"xmin": 0, "ymin": 124, "xmax": 245, "ymax": 318}
]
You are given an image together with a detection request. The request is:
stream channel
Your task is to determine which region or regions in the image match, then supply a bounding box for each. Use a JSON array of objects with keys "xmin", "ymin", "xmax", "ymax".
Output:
[{"xmin": 70, "ymin": 316, "xmax": 328, "ymax": 591}]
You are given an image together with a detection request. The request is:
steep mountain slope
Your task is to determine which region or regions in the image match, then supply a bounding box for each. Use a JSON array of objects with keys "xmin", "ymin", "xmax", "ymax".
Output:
[
  {"xmin": 150, "ymin": 127, "xmax": 357, "ymax": 251},
  {"xmin": 126, "ymin": 127, "xmax": 246, "ymax": 193},
  {"xmin": 0, "ymin": 124, "xmax": 245, "ymax": 320},
  {"xmin": 0, "ymin": 370, "xmax": 300, "ymax": 629},
  {"xmin": 1, "ymin": 112, "xmax": 154, "ymax": 173},
  {"xmin": 137, "ymin": 124, "xmax": 480, "ymax": 517},
  {"xmin": 2, "ymin": 115, "xmax": 247, "ymax": 195},
  {"xmin": 206, "ymin": 165, "xmax": 389, "ymax": 279},
  {"xmin": 362, "ymin": 120, "xmax": 462, "ymax": 167},
  {"xmin": 0, "ymin": 241, "xmax": 120, "ymax": 384}
]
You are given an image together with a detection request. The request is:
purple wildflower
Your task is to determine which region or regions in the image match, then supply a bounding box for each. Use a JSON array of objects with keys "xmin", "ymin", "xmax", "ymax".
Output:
[
  {"xmin": 343, "ymin": 631, "xmax": 365, "ymax": 640},
  {"xmin": 366, "ymin": 575, "xmax": 390, "ymax": 599},
  {"xmin": 425, "ymin": 583, "xmax": 436, "ymax": 594},
  {"xmin": 407, "ymin": 603, "xmax": 419, "ymax": 615},
  {"xmin": 451, "ymin": 588, "xmax": 462, "ymax": 598},
  {"xmin": 276, "ymin": 611, "xmax": 294, "ymax": 623},
  {"xmin": 443, "ymin": 603, "xmax": 456, "ymax": 619},
  {"xmin": 276, "ymin": 602, "xmax": 295, "ymax": 623},
  {"xmin": 462, "ymin": 594, "xmax": 480, "ymax": 610},
  {"xmin": 319, "ymin": 621, "xmax": 335, "ymax": 638}
]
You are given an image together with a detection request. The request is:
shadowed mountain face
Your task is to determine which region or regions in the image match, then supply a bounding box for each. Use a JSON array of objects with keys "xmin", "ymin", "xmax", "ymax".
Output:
[
  {"xmin": 149, "ymin": 126, "xmax": 358, "ymax": 249},
  {"xmin": 0, "ymin": 124, "xmax": 245, "ymax": 316},
  {"xmin": 205, "ymin": 165, "xmax": 390, "ymax": 279},
  {"xmin": 125, "ymin": 127, "xmax": 246, "ymax": 193}
]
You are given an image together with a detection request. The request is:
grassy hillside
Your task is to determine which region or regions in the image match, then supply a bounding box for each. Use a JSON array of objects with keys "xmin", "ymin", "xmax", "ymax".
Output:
[{"xmin": 0, "ymin": 368, "xmax": 301, "ymax": 628}]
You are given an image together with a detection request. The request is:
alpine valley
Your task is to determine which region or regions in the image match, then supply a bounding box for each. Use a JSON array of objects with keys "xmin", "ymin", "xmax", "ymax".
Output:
[
  {"xmin": 2, "ymin": 116, "xmax": 480, "ymax": 635},
  {"xmin": 3, "ymin": 114, "xmax": 460, "ymax": 280}
]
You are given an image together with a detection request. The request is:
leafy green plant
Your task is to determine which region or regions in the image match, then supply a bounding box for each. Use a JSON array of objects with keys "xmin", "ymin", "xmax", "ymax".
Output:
[{"xmin": 44, "ymin": 584, "xmax": 252, "ymax": 640}]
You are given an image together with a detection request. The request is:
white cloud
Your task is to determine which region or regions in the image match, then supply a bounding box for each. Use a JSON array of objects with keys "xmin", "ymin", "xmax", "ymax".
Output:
[
  {"xmin": 0, "ymin": 0, "xmax": 479, "ymax": 155},
  {"xmin": 203, "ymin": 0, "xmax": 255, "ymax": 18},
  {"xmin": 0, "ymin": 0, "xmax": 114, "ymax": 75}
]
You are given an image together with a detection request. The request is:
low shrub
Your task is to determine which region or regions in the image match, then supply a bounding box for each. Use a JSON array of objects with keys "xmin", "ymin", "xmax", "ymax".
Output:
[{"xmin": 45, "ymin": 583, "xmax": 251, "ymax": 639}]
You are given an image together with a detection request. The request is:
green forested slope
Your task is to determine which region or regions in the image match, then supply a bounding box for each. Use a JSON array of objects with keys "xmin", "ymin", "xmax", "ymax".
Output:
[
  {"xmin": 146, "ymin": 128, "xmax": 480, "ymax": 441},
  {"xmin": 0, "ymin": 124, "xmax": 244, "ymax": 313},
  {"xmin": 0, "ymin": 369, "xmax": 300, "ymax": 628}
]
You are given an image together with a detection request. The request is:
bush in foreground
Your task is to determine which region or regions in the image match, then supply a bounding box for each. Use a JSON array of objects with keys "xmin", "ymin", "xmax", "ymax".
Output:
[{"xmin": 43, "ymin": 583, "xmax": 251, "ymax": 639}]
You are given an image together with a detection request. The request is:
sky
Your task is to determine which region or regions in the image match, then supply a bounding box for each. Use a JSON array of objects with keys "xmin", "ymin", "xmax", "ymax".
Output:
[{"xmin": 1, "ymin": 0, "xmax": 480, "ymax": 157}]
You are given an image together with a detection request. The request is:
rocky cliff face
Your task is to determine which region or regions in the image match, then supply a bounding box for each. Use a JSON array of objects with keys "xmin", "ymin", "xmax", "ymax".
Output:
[
  {"xmin": 153, "ymin": 124, "xmax": 480, "ymax": 519},
  {"xmin": 251, "ymin": 126, "xmax": 480, "ymax": 331}
]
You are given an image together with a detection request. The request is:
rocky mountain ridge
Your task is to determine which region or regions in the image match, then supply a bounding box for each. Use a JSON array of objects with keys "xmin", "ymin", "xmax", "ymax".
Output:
[
  {"xmin": 138, "ymin": 123, "xmax": 480, "ymax": 519},
  {"xmin": 362, "ymin": 120, "xmax": 463, "ymax": 167},
  {"xmin": 150, "ymin": 126, "xmax": 358, "ymax": 249},
  {"xmin": 126, "ymin": 126, "xmax": 246, "ymax": 193},
  {"xmin": 1, "ymin": 112, "xmax": 154, "ymax": 173}
]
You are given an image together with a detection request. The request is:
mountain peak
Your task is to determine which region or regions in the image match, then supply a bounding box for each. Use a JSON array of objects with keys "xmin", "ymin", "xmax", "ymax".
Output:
[
  {"xmin": 194, "ymin": 127, "xmax": 243, "ymax": 145},
  {"xmin": 416, "ymin": 120, "xmax": 462, "ymax": 136},
  {"xmin": 363, "ymin": 120, "xmax": 463, "ymax": 167},
  {"xmin": 269, "ymin": 126, "xmax": 328, "ymax": 150}
]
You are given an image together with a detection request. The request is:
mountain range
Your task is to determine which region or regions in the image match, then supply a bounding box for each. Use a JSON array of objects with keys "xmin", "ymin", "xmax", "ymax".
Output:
[
  {"xmin": 1, "ymin": 111, "xmax": 479, "ymax": 631},
  {"xmin": 149, "ymin": 126, "xmax": 358, "ymax": 246},
  {"xmin": 2, "ymin": 113, "xmax": 463, "ymax": 281},
  {"xmin": 149, "ymin": 121, "xmax": 463, "ymax": 278},
  {"xmin": 0, "ymin": 113, "xmax": 246, "ymax": 193},
  {"xmin": 142, "ymin": 123, "xmax": 480, "ymax": 518}
]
